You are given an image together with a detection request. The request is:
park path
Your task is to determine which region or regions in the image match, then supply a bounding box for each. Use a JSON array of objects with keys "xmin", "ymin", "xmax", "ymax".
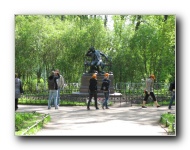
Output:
[{"xmin": 16, "ymin": 104, "xmax": 175, "ymax": 136}]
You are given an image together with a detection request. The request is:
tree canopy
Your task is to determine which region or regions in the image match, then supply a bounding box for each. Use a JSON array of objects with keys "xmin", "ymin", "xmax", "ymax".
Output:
[{"xmin": 15, "ymin": 15, "xmax": 175, "ymax": 87}]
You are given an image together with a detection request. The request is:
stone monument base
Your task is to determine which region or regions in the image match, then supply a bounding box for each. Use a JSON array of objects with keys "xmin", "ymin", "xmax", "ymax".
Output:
[{"xmin": 79, "ymin": 73, "xmax": 115, "ymax": 93}]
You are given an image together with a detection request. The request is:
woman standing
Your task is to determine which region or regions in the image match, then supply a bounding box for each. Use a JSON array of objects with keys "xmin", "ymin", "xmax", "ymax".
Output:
[
  {"xmin": 101, "ymin": 73, "xmax": 111, "ymax": 109},
  {"xmin": 87, "ymin": 73, "xmax": 99, "ymax": 110},
  {"xmin": 15, "ymin": 73, "xmax": 23, "ymax": 111}
]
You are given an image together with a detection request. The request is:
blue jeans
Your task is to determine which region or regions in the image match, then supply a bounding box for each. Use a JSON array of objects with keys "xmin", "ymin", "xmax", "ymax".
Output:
[
  {"xmin": 48, "ymin": 90, "xmax": 58, "ymax": 109},
  {"xmin": 57, "ymin": 88, "xmax": 61, "ymax": 105},
  {"xmin": 169, "ymin": 92, "xmax": 175, "ymax": 109},
  {"xmin": 51, "ymin": 88, "xmax": 61, "ymax": 106},
  {"xmin": 103, "ymin": 91, "xmax": 109, "ymax": 108}
]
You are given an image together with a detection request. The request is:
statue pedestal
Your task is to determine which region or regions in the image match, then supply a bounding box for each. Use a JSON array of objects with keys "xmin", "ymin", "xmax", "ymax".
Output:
[
  {"xmin": 72, "ymin": 73, "xmax": 122, "ymax": 101},
  {"xmin": 79, "ymin": 73, "xmax": 115, "ymax": 93}
]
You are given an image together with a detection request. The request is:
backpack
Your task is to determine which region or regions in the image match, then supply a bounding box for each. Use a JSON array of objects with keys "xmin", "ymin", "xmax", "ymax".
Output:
[
  {"xmin": 89, "ymin": 78, "xmax": 97, "ymax": 91},
  {"xmin": 101, "ymin": 79, "xmax": 109, "ymax": 91}
]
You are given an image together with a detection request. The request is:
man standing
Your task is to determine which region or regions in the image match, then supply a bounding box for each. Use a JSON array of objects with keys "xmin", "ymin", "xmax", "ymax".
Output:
[
  {"xmin": 48, "ymin": 71, "xmax": 60, "ymax": 109},
  {"xmin": 15, "ymin": 73, "xmax": 24, "ymax": 111},
  {"xmin": 168, "ymin": 81, "xmax": 175, "ymax": 109},
  {"xmin": 55, "ymin": 69, "xmax": 64, "ymax": 106},
  {"xmin": 87, "ymin": 73, "xmax": 99, "ymax": 110},
  {"xmin": 142, "ymin": 74, "xmax": 160, "ymax": 108}
]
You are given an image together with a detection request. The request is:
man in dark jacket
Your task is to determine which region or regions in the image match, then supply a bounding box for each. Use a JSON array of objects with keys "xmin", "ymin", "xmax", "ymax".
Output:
[
  {"xmin": 87, "ymin": 73, "xmax": 99, "ymax": 110},
  {"xmin": 168, "ymin": 81, "xmax": 175, "ymax": 109},
  {"xmin": 15, "ymin": 73, "xmax": 24, "ymax": 111},
  {"xmin": 48, "ymin": 71, "xmax": 60, "ymax": 109}
]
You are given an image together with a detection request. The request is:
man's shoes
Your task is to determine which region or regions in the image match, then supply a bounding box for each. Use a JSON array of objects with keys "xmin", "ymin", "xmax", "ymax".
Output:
[
  {"xmin": 96, "ymin": 107, "xmax": 99, "ymax": 110},
  {"xmin": 157, "ymin": 105, "xmax": 161, "ymax": 108},
  {"xmin": 87, "ymin": 107, "xmax": 90, "ymax": 110},
  {"xmin": 102, "ymin": 105, "xmax": 104, "ymax": 109},
  {"xmin": 142, "ymin": 106, "xmax": 147, "ymax": 108},
  {"xmin": 106, "ymin": 107, "xmax": 109, "ymax": 109},
  {"xmin": 168, "ymin": 107, "xmax": 172, "ymax": 109}
]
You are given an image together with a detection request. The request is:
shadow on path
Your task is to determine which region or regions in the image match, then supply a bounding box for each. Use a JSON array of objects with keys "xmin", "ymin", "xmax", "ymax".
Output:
[{"xmin": 16, "ymin": 105, "xmax": 175, "ymax": 136}]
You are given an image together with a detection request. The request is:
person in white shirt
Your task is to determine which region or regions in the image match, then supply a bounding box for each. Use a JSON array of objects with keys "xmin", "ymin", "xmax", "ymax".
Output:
[
  {"xmin": 55, "ymin": 69, "xmax": 65, "ymax": 106},
  {"xmin": 142, "ymin": 74, "xmax": 160, "ymax": 108}
]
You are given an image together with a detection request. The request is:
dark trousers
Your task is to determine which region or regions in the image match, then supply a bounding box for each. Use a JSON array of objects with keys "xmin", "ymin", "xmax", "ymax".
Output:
[
  {"xmin": 87, "ymin": 91, "xmax": 98, "ymax": 108},
  {"xmin": 15, "ymin": 98, "xmax": 18, "ymax": 110},
  {"xmin": 144, "ymin": 91, "xmax": 156, "ymax": 101},
  {"xmin": 169, "ymin": 92, "xmax": 175, "ymax": 108}
]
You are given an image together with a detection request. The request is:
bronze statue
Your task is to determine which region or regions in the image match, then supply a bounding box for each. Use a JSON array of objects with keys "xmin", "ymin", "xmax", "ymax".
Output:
[{"xmin": 85, "ymin": 47, "xmax": 109, "ymax": 74}]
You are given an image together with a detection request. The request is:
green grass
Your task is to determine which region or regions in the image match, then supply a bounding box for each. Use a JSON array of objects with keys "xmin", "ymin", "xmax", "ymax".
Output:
[
  {"xmin": 15, "ymin": 112, "xmax": 50, "ymax": 135},
  {"xmin": 160, "ymin": 113, "xmax": 175, "ymax": 132},
  {"xmin": 19, "ymin": 98, "xmax": 113, "ymax": 106},
  {"xmin": 19, "ymin": 98, "xmax": 87, "ymax": 106},
  {"xmin": 142, "ymin": 99, "xmax": 175, "ymax": 106}
]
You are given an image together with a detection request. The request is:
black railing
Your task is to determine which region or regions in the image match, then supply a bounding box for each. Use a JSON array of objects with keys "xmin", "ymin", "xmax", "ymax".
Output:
[
  {"xmin": 115, "ymin": 82, "xmax": 171, "ymax": 105},
  {"xmin": 20, "ymin": 83, "xmax": 171, "ymax": 106}
]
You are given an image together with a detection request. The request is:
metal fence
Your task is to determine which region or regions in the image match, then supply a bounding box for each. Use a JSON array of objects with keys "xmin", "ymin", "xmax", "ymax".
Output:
[
  {"xmin": 115, "ymin": 82, "xmax": 171, "ymax": 105},
  {"xmin": 20, "ymin": 82, "xmax": 171, "ymax": 106}
]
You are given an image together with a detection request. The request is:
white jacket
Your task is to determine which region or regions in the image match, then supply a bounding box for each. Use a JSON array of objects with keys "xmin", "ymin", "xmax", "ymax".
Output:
[
  {"xmin": 56, "ymin": 75, "xmax": 64, "ymax": 89},
  {"xmin": 145, "ymin": 78, "xmax": 154, "ymax": 93}
]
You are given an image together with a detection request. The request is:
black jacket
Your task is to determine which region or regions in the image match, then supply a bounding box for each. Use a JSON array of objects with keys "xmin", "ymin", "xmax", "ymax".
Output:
[
  {"xmin": 169, "ymin": 81, "xmax": 175, "ymax": 91},
  {"xmin": 89, "ymin": 78, "xmax": 97, "ymax": 91},
  {"xmin": 48, "ymin": 74, "xmax": 60, "ymax": 90},
  {"xmin": 101, "ymin": 78, "xmax": 110, "ymax": 91}
]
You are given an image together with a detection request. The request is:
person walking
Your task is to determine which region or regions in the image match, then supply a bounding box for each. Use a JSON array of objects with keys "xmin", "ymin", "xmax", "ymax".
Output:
[
  {"xmin": 55, "ymin": 69, "xmax": 65, "ymax": 106},
  {"xmin": 168, "ymin": 81, "xmax": 175, "ymax": 109},
  {"xmin": 87, "ymin": 73, "xmax": 99, "ymax": 110},
  {"xmin": 142, "ymin": 74, "xmax": 160, "ymax": 108},
  {"xmin": 15, "ymin": 73, "xmax": 24, "ymax": 111},
  {"xmin": 48, "ymin": 71, "xmax": 60, "ymax": 109},
  {"xmin": 101, "ymin": 73, "xmax": 111, "ymax": 109}
]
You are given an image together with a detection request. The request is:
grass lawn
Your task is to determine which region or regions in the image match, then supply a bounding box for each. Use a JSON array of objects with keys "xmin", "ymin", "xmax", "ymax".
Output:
[
  {"xmin": 160, "ymin": 112, "xmax": 175, "ymax": 133},
  {"xmin": 15, "ymin": 111, "xmax": 50, "ymax": 136}
]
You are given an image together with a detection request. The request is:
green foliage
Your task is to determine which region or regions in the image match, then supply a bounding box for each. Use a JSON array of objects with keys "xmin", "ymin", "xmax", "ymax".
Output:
[
  {"xmin": 15, "ymin": 15, "xmax": 175, "ymax": 86},
  {"xmin": 19, "ymin": 97, "xmax": 87, "ymax": 106},
  {"xmin": 160, "ymin": 113, "xmax": 175, "ymax": 132},
  {"xmin": 19, "ymin": 98, "xmax": 113, "ymax": 106},
  {"xmin": 19, "ymin": 98, "xmax": 48, "ymax": 105},
  {"xmin": 15, "ymin": 112, "xmax": 50, "ymax": 135},
  {"xmin": 142, "ymin": 100, "xmax": 174, "ymax": 106}
]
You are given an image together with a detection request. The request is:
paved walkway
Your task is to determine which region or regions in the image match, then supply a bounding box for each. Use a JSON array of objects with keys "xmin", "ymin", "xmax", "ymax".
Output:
[{"xmin": 16, "ymin": 104, "xmax": 175, "ymax": 136}]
